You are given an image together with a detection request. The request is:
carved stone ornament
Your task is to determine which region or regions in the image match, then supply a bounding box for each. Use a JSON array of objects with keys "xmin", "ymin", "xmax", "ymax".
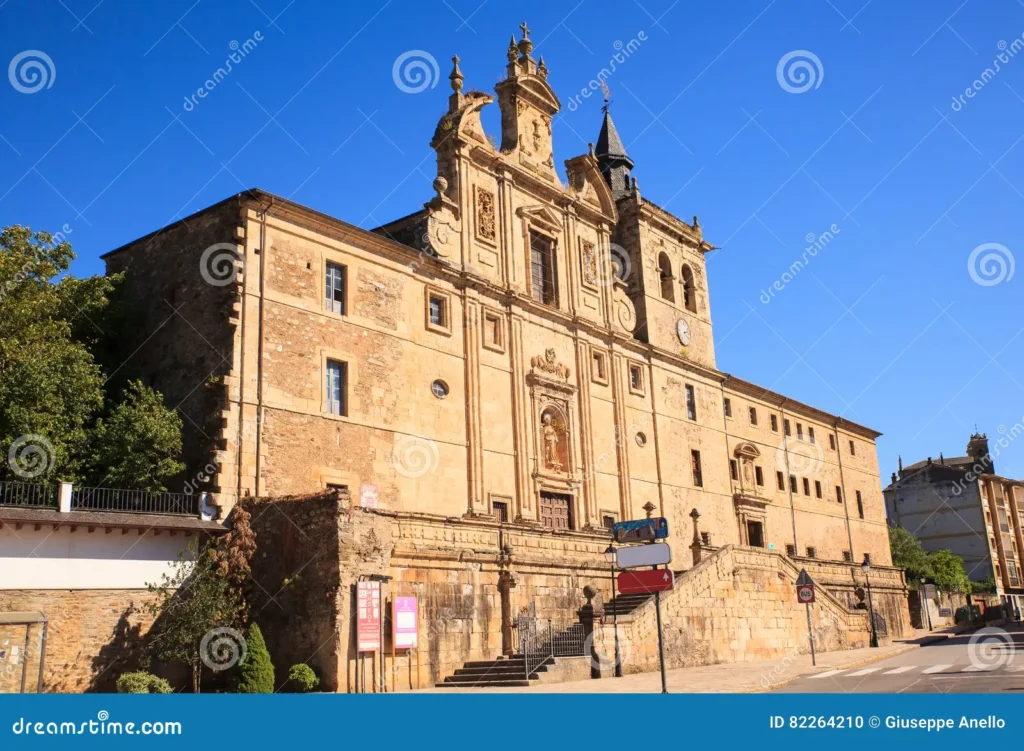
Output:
[
  {"xmin": 530, "ymin": 347, "xmax": 570, "ymax": 381},
  {"xmin": 581, "ymin": 240, "xmax": 598, "ymax": 286},
  {"xmin": 476, "ymin": 186, "xmax": 496, "ymax": 241}
]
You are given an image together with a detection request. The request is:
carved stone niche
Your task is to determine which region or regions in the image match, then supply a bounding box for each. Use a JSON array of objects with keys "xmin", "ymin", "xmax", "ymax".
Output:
[
  {"xmin": 527, "ymin": 349, "xmax": 579, "ymax": 488},
  {"xmin": 733, "ymin": 441, "xmax": 762, "ymax": 497}
]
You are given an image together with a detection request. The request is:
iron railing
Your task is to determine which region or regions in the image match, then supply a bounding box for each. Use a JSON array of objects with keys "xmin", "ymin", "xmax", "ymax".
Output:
[
  {"xmin": 0, "ymin": 481, "xmax": 58, "ymax": 508},
  {"xmin": 515, "ymin": 616, "xmax": 587, "ymax": 681},
  {"xmin": 71, "ymin": 486, "xmax": 198, "ymax": 516}
]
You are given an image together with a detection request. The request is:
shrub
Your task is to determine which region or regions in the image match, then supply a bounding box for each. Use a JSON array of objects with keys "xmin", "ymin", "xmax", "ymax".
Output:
[
  {"xmin": 236, "ymin": 623, "xmax": 274, "ymax": 693},
  {"xmin": 116, "ymin": 671, "xmax": 172, "ymax": 694},
  {"xmin": 287, "ymin": 663, "xmax": 319, "ymax": 693},
  {"xmin": 954, "ymin": 604, "xmax": 980, "ymax": 626}
]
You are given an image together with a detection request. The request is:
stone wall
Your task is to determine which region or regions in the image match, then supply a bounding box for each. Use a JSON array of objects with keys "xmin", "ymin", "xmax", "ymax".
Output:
[{"xmin": 0, "ymin": 590, "xmax": 160, "ymax": 693}]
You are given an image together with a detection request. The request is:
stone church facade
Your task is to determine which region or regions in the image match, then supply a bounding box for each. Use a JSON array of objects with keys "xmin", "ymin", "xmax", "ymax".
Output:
[{"xmin": 101, "ymin": 27, "xmax": 909, "ymax": 688}]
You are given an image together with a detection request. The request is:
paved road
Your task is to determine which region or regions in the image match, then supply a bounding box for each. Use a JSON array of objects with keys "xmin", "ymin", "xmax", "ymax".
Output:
[{"xmin": 773, "ymin": 623, "xmax": 1024, "ymax": 693}]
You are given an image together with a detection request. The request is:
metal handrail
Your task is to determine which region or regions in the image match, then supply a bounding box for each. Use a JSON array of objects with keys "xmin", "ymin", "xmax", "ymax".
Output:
[
  {"xmin": 71, "ymin": 486, "xmax": 198, "ymax": 516},
  {"xmin": 0, "ymin": 481, "xmax": 58, "ymax": 508}
]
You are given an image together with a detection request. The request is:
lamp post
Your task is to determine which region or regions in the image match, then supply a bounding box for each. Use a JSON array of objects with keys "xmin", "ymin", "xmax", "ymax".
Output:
[
  {"xmin": 604, "ymin": 544, "xmax": 622, "ymax": 677},
  {"xmin": 863, "ymin": 558, "xmax": 878, "ymax": 648},
  {"xmin": 920, "ymin": 577, "xmax": 932, "ymax": 632}
]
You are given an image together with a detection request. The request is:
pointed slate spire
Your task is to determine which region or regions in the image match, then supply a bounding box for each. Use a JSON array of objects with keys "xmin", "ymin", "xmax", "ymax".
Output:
[{"xmin": 595, "ymin": 105, "xmax": 634, "ymax": 199}]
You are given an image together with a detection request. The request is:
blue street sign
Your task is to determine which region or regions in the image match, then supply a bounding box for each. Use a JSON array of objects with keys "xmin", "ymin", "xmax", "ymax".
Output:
[{"xmin": 611, "ymin": 517, "xmax": 669, "ymax": 543}]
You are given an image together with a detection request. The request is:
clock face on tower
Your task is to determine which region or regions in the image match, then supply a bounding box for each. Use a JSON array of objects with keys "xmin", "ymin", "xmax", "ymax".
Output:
[{"xmin": 676, "ymin": 319, "xmax": 690, "ymax": 346}]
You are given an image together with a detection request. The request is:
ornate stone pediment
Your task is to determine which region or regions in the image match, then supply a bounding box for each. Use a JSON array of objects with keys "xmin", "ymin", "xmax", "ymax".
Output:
[
  {"xmin": 530, "ymin": 348, "xmax": 570, "ymax": 382},
  {"xmin": 516, "ymin": 204, "xmax": 562, "ymax": 233}
]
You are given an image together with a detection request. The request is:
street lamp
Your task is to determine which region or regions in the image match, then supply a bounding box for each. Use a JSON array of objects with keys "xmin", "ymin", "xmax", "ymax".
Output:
[
  {"xmin": 920, "ymin": 577, "xmax": 932, "ymax": 632},
  {"xmin": 862, "ymin": 557, "xmax": 878, "ymax": 648},
  {"xmin": 604, "ymin": 544, "xmax": 623, "ymax": 677}
]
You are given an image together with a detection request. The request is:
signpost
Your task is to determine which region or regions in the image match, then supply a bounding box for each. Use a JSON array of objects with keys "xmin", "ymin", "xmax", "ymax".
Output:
[
  {"xmin": 796, "ymin": 569, "xmax": 816, "ymax": 666},
  {"xmin": 393, "ymin": 596, "xmax": 418, "ymax": 649},
  {"xmin": 611, "ymin": 517, "xmax": 669, "ymax": 544},
  {"xmin": 357, "ymin": 580, "xmax": 382, "ymax": 651},
  {"xmin": 618, "ymin": 568, "xmax": 674, "ymax": 595},
  {"xmin": 615, "ymin": 541, "xmax": 672, "ymax": 569}
]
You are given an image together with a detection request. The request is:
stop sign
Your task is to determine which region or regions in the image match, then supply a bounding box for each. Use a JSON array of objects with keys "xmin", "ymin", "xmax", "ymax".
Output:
[{"xmin": 797, "ymin": 584, "xmax": 815, "ymax": 604}]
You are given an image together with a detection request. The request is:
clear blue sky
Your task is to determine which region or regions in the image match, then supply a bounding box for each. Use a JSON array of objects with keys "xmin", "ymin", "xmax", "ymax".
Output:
[{"xmin": 1, "ymin": 0, "xmax": 1022, "ymax": 482}]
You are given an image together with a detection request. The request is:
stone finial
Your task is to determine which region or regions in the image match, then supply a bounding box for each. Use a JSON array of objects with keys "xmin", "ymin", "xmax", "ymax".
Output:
[
  {"xmin": 449, "ymin": 54, "xmax": 464, "ymax": 93},
  {"xmin": 538, "ymin": 55, "xmax": 548, "ymax": 79},
  {"xmin": 642, "ymin": 501, "xmax": 656, "ymax": 519},
  {"xmin": 432, "ymin": 175, "xmax": 448, "ymax": 199},
  {"xmin": 507, "ymin": 34, "xmax": 519, "ymax": 63},
  {"xmin": 690, "ymin": 508, "xmax": 701, "ymax": 543},
  {"xmin": 517, "ymin": 21, "xmax": 534, "ymax": 59}
]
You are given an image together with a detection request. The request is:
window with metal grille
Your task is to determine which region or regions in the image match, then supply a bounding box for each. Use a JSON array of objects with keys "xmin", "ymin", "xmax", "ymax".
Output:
[
  {"xmin": 602, "ymin": 514, "xmax": 616, "ymax": 531},
  {"xmin": 806, "ymin": 547, "xmax": 817, "ymax": 559},
  {"xmin": 842, "ymin": 550, "xmax": 852, "ymax": 562},
  {"xmin": 529, "ymin": 231, "xmax": 558, "ymax": 306},
  {"xmin": 325, "ymin": 262, "xmax": 346, "ymax": 314},
  {"xmin": 856, "ymin": 490, "xmax": 864, "ymax": 519},
  {"xmin": 786, "ymin": 544, "xmax": 796, "ymax": 556},
  {"xmin": 685, "ymin": 384, "xmax": 697, "ymax": 420},
  {"xmin": 325, "ymin": 359, "xmax": 346, "ymax": 416},
  {"xmin": 691, "ymin": 450, "xmax": 703, "ymax": 488},
  {"xmin": 493, "ymin": 501, "xmax": 509, "ymax": 523}
]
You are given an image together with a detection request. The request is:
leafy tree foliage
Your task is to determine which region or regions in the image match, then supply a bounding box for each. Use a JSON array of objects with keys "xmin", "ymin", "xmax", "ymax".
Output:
[
  {"xmin": 0, "ymin": 225, "xmax": 183, "ymax": 489},
  {"xmin": 286, "ymin": 663, "xmax": 319, "ymax": 693},
  {"xmin": 236, "ymin": 623, "xmax": 275, "ymax": 693},
  {"xmin": 888, "ymin": 526, "xmax": 934, "ymax": 584},
  {"xmin": 116, "ymin": 671, "xmax": 172, "ymax": 694},
  {"xmin": 929, "ymin": 549, "xmax": 972, "ymax": 593}
]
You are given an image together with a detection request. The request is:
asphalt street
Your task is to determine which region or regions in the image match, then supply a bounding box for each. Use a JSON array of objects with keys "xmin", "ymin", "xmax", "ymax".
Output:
[{"xmin": 773, "ymin": 623, "xmax": 1024, "ymax": 693}]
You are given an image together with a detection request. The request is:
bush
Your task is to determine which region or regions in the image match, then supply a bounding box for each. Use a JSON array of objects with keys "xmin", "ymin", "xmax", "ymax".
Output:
[
  {"xmin": 236, "ymin": 623, "xmax": 274, "ymax": 693},
  {"xmin": 287, "ymin": 663, "xmax": 319, "ymax": 693},
  {"xmin": 954, "ymin": 604, "xmax": 980, "ymax": 626},
  {"xmin": 116, "ymin": 671, "xmax": 172, "ymax": 694}
]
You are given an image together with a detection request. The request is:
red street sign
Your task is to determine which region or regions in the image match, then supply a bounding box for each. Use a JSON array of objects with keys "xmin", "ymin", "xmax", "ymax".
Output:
[
  {"xmin": 618, "ymin": 569, "xmax": 674, "ymax": 595},
  {"xmin": 797, "ymin": 584, "xmax": 815, "ymax": 604},
  {"xmin": 357, "ymin": 581, "xmax": 382, "ymax": 651}
]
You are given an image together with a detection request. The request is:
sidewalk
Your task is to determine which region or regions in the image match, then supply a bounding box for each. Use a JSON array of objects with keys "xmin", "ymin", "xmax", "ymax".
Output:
[{"xmin": 424, "ymin": 628, "xmax": 964, "ymax": 694}]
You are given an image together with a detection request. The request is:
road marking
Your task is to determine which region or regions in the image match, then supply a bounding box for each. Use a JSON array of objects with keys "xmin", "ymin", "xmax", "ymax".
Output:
[
  {"xmin": 810, "ymin": 669, "xmax": 846, "ymax": 679},
  {"xmin": 883, "ymin": 665, "xmax": 915, "ymax": 674},
  {"xmin": 922, "ymin": 664, "xmax": 952, "ymax": 674},
  {"xmin": 961, "ymin": 665, "xmax": 994, "ymax": 672},
  {"xmin": 846, "ymin": 667, "xmax": 882, "ymax": 676}
]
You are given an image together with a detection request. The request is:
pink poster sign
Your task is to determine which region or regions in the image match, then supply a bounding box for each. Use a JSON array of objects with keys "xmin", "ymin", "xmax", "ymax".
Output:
[
  {"xmin": 357, "ymin": 581, "xmax": 381, "ymax": 652},
  {"xmin": 393, "ymin": 596, "xmax": 418, "ymax": 649}
]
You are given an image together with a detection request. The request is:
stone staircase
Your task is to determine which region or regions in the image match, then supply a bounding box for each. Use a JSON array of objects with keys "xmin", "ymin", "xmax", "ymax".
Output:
[
  {"xmin": 434, "ymin": 654, "xmax": 554, "ymax": 688},
  {"xmin": 603, "ymin": 591, "xmax": 653, "ymax": 617}
]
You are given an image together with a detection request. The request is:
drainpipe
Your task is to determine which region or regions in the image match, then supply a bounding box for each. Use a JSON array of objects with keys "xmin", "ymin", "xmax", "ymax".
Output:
[
  {"xmin": 835, "ymin": 419, "xmax": 856, "ymax": 562},
  {"xmin": 253, "ymin": 198, "xmax": 274, "ymax": 498},
  {"xmin": 780, "ymin": 400, "xmax": 798, "ymax": 554}
]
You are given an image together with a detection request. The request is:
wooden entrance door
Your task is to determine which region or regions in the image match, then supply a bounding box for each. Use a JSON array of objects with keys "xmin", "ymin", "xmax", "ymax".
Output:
[{"xmin": 539, "ymin": 492, "xmax": 573, "ymax": 530}]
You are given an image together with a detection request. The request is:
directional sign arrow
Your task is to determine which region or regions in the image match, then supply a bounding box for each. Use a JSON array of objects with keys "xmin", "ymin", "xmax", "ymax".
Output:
[{"xmin": 618, "ymin": 568, "xmax": 675, "ymax": 595}]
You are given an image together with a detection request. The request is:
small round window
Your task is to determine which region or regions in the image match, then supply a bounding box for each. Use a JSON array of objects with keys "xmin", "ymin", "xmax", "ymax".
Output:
[
  {"xmin": 431, "ymin": 379, "xmax": 449, "ymax": 399},
  {"xmin": 636, "ymin": 432, "xmax": 647, "ymax": 447}
]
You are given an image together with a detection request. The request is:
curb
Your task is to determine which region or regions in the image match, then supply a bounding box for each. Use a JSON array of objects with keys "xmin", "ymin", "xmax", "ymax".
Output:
[{"xmin": 749, "ymin": 643, "xmax": 921, "ymax": 693}]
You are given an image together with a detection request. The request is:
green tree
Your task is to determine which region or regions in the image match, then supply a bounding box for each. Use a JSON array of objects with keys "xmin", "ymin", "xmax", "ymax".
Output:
[
  {"xmin": 144, "ymin": 541, "xmax": 240, "ymax": 693},
  {"xmin": 286, "ymin": 663, "xmax": 319, "ymax": 693},
  {"xmin": 888, "ymin": 526, "xmax": 934, "ymax": 584},
  {"xmin": 236, "ymin": 623, "xmax": 275, "ymax": 693},
  {"xmin": 929, "ymin": 549, "xmax": 972, "ymax": 593},
  {"xmin": 90, "ymin": 380, "xmax": 185, "ymax": 490}
]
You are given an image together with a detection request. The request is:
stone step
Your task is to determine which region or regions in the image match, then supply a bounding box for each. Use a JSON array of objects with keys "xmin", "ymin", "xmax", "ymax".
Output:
[
  {"xmin": 434, "ymin": 679, "xmax": 534, "ymax": 688},
  {"xmin": 451, "ymin": 664, "xmax": 546, "ymax": 676}
]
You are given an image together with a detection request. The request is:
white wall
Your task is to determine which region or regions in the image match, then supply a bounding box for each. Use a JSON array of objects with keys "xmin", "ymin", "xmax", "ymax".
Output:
[{"xmin": 0, "ymin": 526, "xmax": 195, "ymax": 590}]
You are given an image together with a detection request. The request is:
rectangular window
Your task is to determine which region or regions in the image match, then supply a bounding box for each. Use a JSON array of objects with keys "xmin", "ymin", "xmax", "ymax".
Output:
[
  {"xmin": 863, "ymin": 553, "xmax": 872, "ymax": 565},
  {"xmin": 789, "ymin": 475, "xmax": 798, "ymax": 493},
  {"xmin": 691, "ymin": 450, "xmax": 703, "ymax": 488},
  {"xmin": 785, "ymin": 544, "xmax": 796, "ymax": 557},
  {"xmin": 325, "ymin": 359, "xmax": 347, "ymax": 416},
  {"xmin": 836, "ymin": 485, "xmax": 843, "ymax": 504},
  {"xmin": 849, "ymin": 440, "xmax": 856, "ymax": 456},
  {"xmin": 814, "ymin": 480, "xmax": 822, "ymax": 499},
  {"xmin": 808, "ymin": 427, "xmax": 816, "ymax": 444},
  {"xmin": 591, "ymin": 350, "xmax": 607, "ymax": 384},
  {"xmin": 784, "ymin": 419, "xmax": 791, "ymax": 437},
  {"xmin": 730, "ymin": 459, "xmax": 738, "ymax": 481},
  {"xmin": 492, "ymin": 501, "xmax": 509, "ymax": 523},
  {"xmin": 428, "ymin": 295, "xmax": 447, "ymax": 328},
  {"xmin": 529, "ymin": 231, "xmax": 558, "ymax": 306},
  {"xmin": 802, "ymin": 477, "xmax": 810, "ymax": 496},
  {"xmin": 685, "ymin": 384, "xmax": 697, "ymax": 420},
  {"xmin": 828, "ymin": 434, "xmax": 836, "ymax": 450},
  {"xmin": 796, "ymin": 423, "xmax": 804, "ymax": 441},
  {"xmin": 603, "ymin": 514, "xmax": 616, "ymax": 532},
  {"xmin": 748, "ymin": 407, "xmax": 758, "ymax": 426},
  {"xmin": 806, "ymin": 547, "xmax": 817, "ymax": 559},
  {"xmin": 856, "ymin": 490, "xmax": 864, "ymax": 519},
  {"xmin": 723, "ymin": 398, "xmax": 732, "ymax": 418},
  {"xmin": 629, "ymin": 363, "xmax": 645, "ymax": 394},
  {"xmin": 325, "ymin": 262, "xmax": 346, "ymax": 314},
  {"xmin": 755, "ymin": 466, "xmax": 764, "ymax": 486},
  {"xmin": 776, "ymin": 471, "xmax": 785, "ymax": 491},
  {"xmin": 1009, "ymin": 561, "xmax": 1020, "ymax": 588},
  {"xmin": 842, "ymin": 550, "xmax": 852, "ymax": 562},
  {"xmin": 770, "ymin": 414, "xmax": 778, "ymax": 432}
]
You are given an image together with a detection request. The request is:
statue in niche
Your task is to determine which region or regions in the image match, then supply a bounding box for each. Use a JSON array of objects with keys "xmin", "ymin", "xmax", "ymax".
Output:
[
  {"xmin": 741, "ymin": 457, "xmax": 754, "ymax": 487},
  {"xmin": 541, "ymin": 410, "xmax": 566, "ymax": 473}
]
